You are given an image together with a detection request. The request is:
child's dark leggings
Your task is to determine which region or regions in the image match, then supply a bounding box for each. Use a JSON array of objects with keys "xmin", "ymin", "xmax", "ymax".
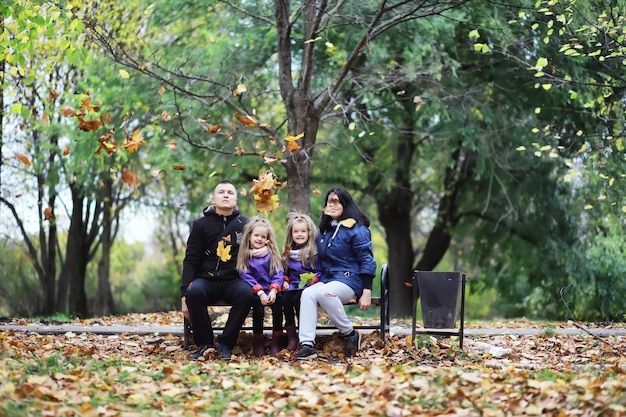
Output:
[
  {"xmin": 252, "ymin": 295, "xmax": 283, "ymax": 334},
  {"xmin": 283, "ymin": 289, "xmax": 303, "ymax": 327}
]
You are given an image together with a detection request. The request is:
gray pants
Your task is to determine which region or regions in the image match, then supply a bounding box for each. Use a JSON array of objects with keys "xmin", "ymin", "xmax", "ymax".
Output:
[{"xmin": 298, "ymin": 281, "xmax": 355, "ymax": 346}]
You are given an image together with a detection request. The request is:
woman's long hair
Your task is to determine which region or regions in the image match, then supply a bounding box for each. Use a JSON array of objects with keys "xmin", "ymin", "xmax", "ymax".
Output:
[
  {"xmin": 319, "ymin": 186, "xmax": 370, "ymax": 233},
  {"xmin": 282, "ymin": 211, "xmax": 318, "ymax": 270},
  {"xmin": 237, "ymin": 215, "xmax": 283, "ymax": 274}
]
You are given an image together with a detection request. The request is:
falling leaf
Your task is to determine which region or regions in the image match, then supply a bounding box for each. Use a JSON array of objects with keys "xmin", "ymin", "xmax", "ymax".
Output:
[
  {"xmin": 62, "ymin": 146, "xmax": 71, "ymax": 156},
  {"xmin": 161, "ymin": 110, "xmax": 171, "ymax": 121},
  {"xmin": 77, "ymin": 117, "xmax": 102, "ymax": 132},
  {"xmin": 49, "ymin": 90, "xmax": 60, "ymax": 100},
  {"xmin": 80, "ymin": 95, "xmax": 100, "ymax": 113},
  {"xmin": 60, "ymin": 106, "xmax": 77, "ymax": 118},
  {"xmin": 233, "ymin": 83, "xmax": 247, "ymax": 96},
  {"xmin": 173, "ymin": 165, "xmax": 186, "ymax": 170},
  {"xmin": 207, "ymin": 124, "xmax": 222, "ymax": 133},
  {"xmin": 41, "ymin": 112, "xmax": 49, "ymax": 125},
  {"xmin": 234, "ymin": 113, "xmax": 259, "ymax": 127},
  {"xmin": 15, "ymin": 154, "xmax": 31, "ymax": 166},
  {"xmin": 121, "ymin": 169, "xmax": 139, "ymax": 194},
  {"xmin": 122, "ymin": 129, "xmax": 145, "ymax": 153},
  {"xmin": 150, "ymin": 169, "xmax": 164, "ymax": 177},
  {"xmin": 167, "ymin": 140, "xmax": 177, "ymax": 153},
  {"xmin": 284, "ymin": 132, "xmax": 303, "ymax": 151},
  {"xmin": 158, "ymin": 85, "xmax": 166, "ymax": 95},
  {"xmin": 248, "ymin": 169, "xmax": 282, "ymax": 213},
  {"xmin": 119, "ymin": 69, "xmax": 130, "ymax": 79},
  {"xmin": 95, "ymin": 132, "xmax": 117, "ymax": 156},
  {"xmin": 43, "ymin": 207, "xmax": 54, "ymax": 220}
]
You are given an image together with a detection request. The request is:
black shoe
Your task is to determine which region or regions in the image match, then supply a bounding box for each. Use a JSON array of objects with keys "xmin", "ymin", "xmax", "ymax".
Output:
[
  {"xmin": 216, "ymin": 343, "xmax": 232, "ymax": 360},
  {"xmin": 345, "ymin": 330, "xmax": 361, "ymax": 357},
  {"xmin": 190, "ymin": 344, "xmax": 213, "ymax": 360},
  {"xmin": 296, "ymin": 344, "xmax": 317, "ymax": 360}
]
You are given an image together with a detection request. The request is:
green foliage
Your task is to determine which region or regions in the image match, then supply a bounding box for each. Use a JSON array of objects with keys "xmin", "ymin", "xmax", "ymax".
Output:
[
  {"xmin": 1, "ymin": 0, "xmax": 86, "ymax": 81},
  {"xmin": 564, "ymin": 216, "xmax": 626, "ymax": 321},
  {"xmin": 0, "ymin": 241, "xmax": 42, "ymax": 317},
  {"xmin": 120, "ymin": 256, "xmax": 180, "ymax": 313}
]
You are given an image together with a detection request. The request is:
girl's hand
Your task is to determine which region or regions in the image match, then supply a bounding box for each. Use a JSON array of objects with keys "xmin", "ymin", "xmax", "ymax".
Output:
[
  {"xmin": 259, "ymin": 293, "xmax": 269, "ymax": 305},
  {"xmin": 282, "ymin": 281, "xmax": 289, "ymax": 291},
  {"xmin": 267, "ymin": 289, "xmax": 277, "ymax": 304}
]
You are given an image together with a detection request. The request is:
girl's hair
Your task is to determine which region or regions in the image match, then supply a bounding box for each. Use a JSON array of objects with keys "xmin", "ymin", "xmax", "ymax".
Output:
[
  {"xmin": 282, "ymin": 211, "xmax": 318, "ymax": 269},
  {"xmin": 237, "ymin": 215, "xmax": 283, "ymax": 274},
  {"xmin": 319, "ymin": 186, "xmax": 370, "ymax": 233}
]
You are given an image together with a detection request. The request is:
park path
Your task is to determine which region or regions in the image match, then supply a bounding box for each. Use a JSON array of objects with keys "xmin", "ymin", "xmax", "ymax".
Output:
[{"xmin": 2, "ymin": 322, "xmax": 625, "ymax": 337}]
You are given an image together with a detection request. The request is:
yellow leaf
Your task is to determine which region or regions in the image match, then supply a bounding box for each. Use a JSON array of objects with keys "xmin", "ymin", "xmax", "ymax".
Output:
[
  {"xmin": 119, "ymin": 69, "xmax": 130, "ymax": 79},
  {"xmin": 233, "ymin": 83, "xmax": 247, "ymax": 96},
  {"xmin": 16, "ymin": 153, "xmax": 31, "ymax": 166},
  {"xmin": 284, "ymin": 132, "xmax": 303, "ymax": 151},
  {"xmin": 217, "ymin": 240, "xmax": 232, "ymax": 262},
  {"xmin": 122, "ymin": 129, "xmax": 145, "ymax": 153}
]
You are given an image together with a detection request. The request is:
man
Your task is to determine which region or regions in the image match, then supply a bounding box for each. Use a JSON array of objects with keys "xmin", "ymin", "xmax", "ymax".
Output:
[{"xmin": 181, "ymin": 180, "xmax": 253, "ymax": 360}]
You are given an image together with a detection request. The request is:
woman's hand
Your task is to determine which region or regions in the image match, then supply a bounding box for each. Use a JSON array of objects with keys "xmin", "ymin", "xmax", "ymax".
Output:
[{"xmin": 359, "ymin": 289, "xmax": 372, "ymax": 310}]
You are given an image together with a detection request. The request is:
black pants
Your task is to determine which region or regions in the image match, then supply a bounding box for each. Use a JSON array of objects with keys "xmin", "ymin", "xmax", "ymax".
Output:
[
  {"xmin": 252, "ymin": 294, "xmax": 283, "ymax": 334},
  {"xmin": 283, "ymin": 289, "xmax": 303, "ymax": 327},
  {"xmin": 185, "ymin": 278, "xmax": 253, "ymax": 349}
]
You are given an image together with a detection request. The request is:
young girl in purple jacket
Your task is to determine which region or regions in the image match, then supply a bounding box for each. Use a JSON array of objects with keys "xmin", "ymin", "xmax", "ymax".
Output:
[
  {"xmin": 281, "ymin": 211, "xmax": 320, "ymax": 351},
  {"xmin": 237, "ymin": 215, "xmax": 285, "ymax": 356}
]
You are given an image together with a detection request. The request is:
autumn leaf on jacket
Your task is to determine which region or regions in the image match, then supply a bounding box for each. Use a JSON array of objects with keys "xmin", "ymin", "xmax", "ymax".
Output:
[{"xmin": 217, "ymin": 240, "xmax": 232, "ymax": 262}]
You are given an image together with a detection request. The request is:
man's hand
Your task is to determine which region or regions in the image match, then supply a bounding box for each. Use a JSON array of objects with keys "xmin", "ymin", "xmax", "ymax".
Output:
[
  {"xmin": 181, "ymin": 296, "xmax": 190, "ymax": 320},
  {"xmin": 359, "ymin": 289, "xmax": 372, "ymax": 310}
]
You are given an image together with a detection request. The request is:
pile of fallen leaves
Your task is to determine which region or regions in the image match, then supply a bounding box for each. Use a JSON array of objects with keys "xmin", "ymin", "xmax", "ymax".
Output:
[{"xmin": 1, "ymin": 312, "xmax": 625, "ymax": 416}]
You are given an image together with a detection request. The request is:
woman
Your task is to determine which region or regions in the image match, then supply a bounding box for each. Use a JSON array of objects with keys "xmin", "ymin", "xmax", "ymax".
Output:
[{"xmin": 296, "ymin": 187, "xmax": 377, "ymax": 360}]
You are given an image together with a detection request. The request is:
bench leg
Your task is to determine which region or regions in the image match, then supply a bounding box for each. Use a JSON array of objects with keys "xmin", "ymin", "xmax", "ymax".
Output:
[
  {"xmin": 379, "ymin": 263, "xmax": 390, "ymax": 343},
  {"xmin": 183, "ymin": 317, "xmax": 193, "ymax": 350}
]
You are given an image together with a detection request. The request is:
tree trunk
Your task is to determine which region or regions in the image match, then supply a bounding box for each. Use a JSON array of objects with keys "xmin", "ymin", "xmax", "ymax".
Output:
[
  {"xmin": 58, "ymin": 182, "xmax": 92, "ymax": 316},
  {"xmin": 377, "ymin": 195, "xmax": 415, "ymax": 318},
  {"xmin": 95, "ymin": 178, "xmax": 116, "ymax": 316}
]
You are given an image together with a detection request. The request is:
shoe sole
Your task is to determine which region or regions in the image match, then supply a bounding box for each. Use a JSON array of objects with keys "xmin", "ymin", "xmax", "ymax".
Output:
[{"xmin": 296, "ymin": 353, "xmax": 317, "ymax": 360}]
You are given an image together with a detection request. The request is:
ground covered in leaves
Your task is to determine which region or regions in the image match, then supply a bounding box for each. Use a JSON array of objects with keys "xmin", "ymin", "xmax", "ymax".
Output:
[{"xmin": 1, "ymin": 312, "xmax": 625, "ymax": 416}]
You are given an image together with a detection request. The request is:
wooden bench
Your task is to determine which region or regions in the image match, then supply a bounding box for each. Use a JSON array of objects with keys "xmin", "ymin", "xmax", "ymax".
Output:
[{"xmin": 183, "ymin": 263, "xmax": 390, "ymax": 349}]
